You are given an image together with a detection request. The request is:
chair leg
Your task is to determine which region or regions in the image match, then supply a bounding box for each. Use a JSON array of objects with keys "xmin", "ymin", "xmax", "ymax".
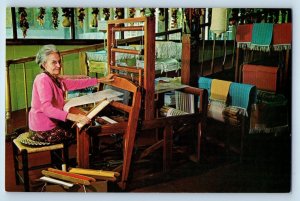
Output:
[
  {"xmin": 224, "ymin": 124, "xmax": 230, "ymax": 160},
  {"xmin": 12, "ymin": 142, "xmax": 20, "ymax": 185},
  {"xmin": 196, "ymin": 122, "xmax": 202, "ymax": 162},
  {"xmin": 163, "ymin": 125, "xmax": 173, "ymax": 173},
  {"xmin": 240, "ymin": 116, "xmax": 246, "ymax": 163},
  {"xmin": 50, "ymin": 150, "xmax": 61, "ymax": 169},
  {"xmin": 49, "ymin": 143, "xmax": 69, "ymax": 170},
  {"xmin": 121, "ymin": 129, "xmax": 139, "ymax": 190},
  {"xmin": 21, "ymin": 150, "xmax": 30, "ymax": 192},
  {"xmin": 62, "ymin": 142, "xmax": 69, "ymax": 170}
]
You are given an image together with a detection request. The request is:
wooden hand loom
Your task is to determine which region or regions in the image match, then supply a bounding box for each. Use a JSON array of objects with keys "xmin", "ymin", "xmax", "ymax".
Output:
[{"xmin": 75, "ymin": 17, "xmax": 208, "ymax": 191}]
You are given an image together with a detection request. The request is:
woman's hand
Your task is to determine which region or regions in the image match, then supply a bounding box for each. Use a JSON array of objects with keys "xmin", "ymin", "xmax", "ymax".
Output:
[
  {"xmin": 67, "ymin": 113, "xmax": 91, "ymax": 126},
  {"xmin": 97, "ymin": 73, "xmax": 114, "ymax": 83}
]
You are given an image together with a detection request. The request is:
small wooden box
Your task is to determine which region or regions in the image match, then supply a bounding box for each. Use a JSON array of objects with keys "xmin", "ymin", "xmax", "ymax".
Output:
[{"xmin": 243, "ymin": 64, "xmax": 279, "ymax": 92}]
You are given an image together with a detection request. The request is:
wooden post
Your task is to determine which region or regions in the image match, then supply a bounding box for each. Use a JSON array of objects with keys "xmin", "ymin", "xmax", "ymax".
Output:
[
  {"xmin": 77, "ymin": 128, "xmax": 91, "ymax": 168},
  {"xmin": 235, "ymin": 47, "xmax": 240, "ymax": 82},
  {"xmin": 6, "ymin": 62, "xmax": 11, "ymax": 120},
  {"xmin": 284, "ymin": 49, "xmax": 290, "ymax": 85},
  {"xmin": 144, "ymin": 17, "xmax": 156, "ymax": 120},
  {"xmin": 22, "ymin": 63, "xmax": 29, "ymax": 126},
  {"xmin": 181, "ymin": 34, "xmax": 191, "ymax": 85},
  {"xmin": 210, "ymin": 36, "xmax": 216, "ymax": 74}
]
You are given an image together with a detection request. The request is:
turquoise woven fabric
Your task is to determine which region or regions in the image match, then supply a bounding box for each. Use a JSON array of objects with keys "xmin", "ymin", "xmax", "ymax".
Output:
[
  {"xmin": 198, "ymin": 77, "xmax": 212, "ymax": 97},
  {"xmin": 251, "ymin": 23, "xmax": 273, "ymax": 48},
  {"xmin": 229, "ymin": 82, "xmax": 256, "ymax": 111}
]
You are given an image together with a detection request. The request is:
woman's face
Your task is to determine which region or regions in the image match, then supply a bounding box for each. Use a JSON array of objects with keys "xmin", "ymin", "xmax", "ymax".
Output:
[{"xmin": 43, "ymin": 52, "xmax": 62, "ymax": 77}]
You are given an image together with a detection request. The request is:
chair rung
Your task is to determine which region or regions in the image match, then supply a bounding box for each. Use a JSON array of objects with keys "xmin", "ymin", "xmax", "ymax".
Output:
[{"xmin": 111, "ymin": 48, "xmax": 141, "ymax": 55}]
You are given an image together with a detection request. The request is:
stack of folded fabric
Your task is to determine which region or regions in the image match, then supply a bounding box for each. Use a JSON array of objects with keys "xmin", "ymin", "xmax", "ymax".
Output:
[
  {"xmin": 222, "ymin": 106, "xmax": 243, "ymax": 126},
  {"xmin": 160, "ymin": 106, "xmax": 189, "ymax": 117}
]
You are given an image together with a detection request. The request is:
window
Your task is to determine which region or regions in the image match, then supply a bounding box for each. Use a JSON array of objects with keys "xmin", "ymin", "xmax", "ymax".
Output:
[{"xmin": 6, "ymin": 8, "xmax": 13, "ymax": 39}]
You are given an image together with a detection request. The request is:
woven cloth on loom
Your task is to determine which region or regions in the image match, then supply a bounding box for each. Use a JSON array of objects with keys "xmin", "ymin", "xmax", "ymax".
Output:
[
  {"xmin": 229, "ymin": 82, "xmax": 256, "ymax": 113},
  {"xmin": 86, "ymin": 46, "xmax": 137, "ymax": 62},
  {"xmin": 155, "ymin": 41, "xmax": 182, "ymax": 60},
  {"xmin": 136, "ymin": 58, "xmax": 180, "ymax": 74},
  {"xmin": 250, "ymin": 23, "xmax": 273, "ymax": 51},
  {"xmin": 210, "ymin": 79, "xmax": 232, "ymax": 103},
  {"xmin": 236, "ymin": 24, "xmax": 253, "ymax": 48},
  {"xmin": 86, "ymin": 50, "xmax": 107, "ymax": 62},
  {"xmin": 88, "ymin": 60, "xmax": 107, "ymax": 74},
  {"xmin": 273, "ymin": 23, "xmax": 292, "ymax": 51}
]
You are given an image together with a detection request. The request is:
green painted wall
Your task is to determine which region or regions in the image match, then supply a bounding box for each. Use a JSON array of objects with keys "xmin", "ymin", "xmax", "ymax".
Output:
[{"xmin": 6, "ymin": 45, "xmax": 86, "ymax": 111}]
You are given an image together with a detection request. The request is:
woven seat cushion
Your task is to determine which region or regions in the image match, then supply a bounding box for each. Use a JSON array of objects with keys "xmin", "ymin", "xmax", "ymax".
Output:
[{"xmin": 13, "ymin": 132, "xmax": 64, "ymax": 153}]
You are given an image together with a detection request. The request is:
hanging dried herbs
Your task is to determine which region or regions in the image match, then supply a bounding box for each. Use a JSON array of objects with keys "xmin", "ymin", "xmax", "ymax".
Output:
[
  {"xmin": 77, "ymin": 8, "xmax": 85, "ymax": 28},
  {"xmin": 159, "ymin": 8, "xmax": 165, "ymax": 21},
  {"xmin": 52, "ymin": 8, "xmax": 59, "ymax": 29},
  {"xmin": 91, "ymin": 8, "xmax": 99, "ymax": 28},
  {"xmin": 171, "ymin": 8, "xmax": 178, "ymax": 28},
  {"xmin": 103, "ymin": 8, "xmax": 110, "ymax": 20},
  {"xmin": 62, "ymin": 8, "xmax": 72, "ymax": 18},
  {"xmin": 37, "ymin": 7, "xmax": 46, "ymax": 26},
  {"xmin": 149, "ymin": 8, "xmax": 156, "ymax": 17},
  {"xmin": 92, "ymin": 8, "xmax": 99, "ymax": 15},
  {"xmin": 18, "ymin": 7, "xmax": 29, "ymax": 38},
  {"xmin": 62, "ymin": 8, "xmax": 72, "ymax": 27},
  {"xmin": 129, "ymin": 8, "xmax": 136, "ymax": 18},
  {"xmin": 115, "ymin": 8, "xmax": 124, "ymax": 19},
  {"xmin": 140, "ymin": 8, "xmax": 146, "ymax": 16}
]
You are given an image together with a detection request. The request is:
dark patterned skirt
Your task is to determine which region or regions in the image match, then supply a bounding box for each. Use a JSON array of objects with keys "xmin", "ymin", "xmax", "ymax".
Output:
[{"xmin": 29, "ymin": 127, "xmax": 73, "ymax": 144}]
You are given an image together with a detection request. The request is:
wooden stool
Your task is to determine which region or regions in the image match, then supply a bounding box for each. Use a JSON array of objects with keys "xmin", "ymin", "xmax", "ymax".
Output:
[{"xmin": 12, "ymin": 132, "xmax": 69, "ymax": 192}]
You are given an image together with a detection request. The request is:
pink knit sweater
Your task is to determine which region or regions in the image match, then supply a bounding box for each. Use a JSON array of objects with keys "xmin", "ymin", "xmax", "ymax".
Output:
[{"xmin": 29, "ymin": 73, "xmax": 97, "ymax": 131}]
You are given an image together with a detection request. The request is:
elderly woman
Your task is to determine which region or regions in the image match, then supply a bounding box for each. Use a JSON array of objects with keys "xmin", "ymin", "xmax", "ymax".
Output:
[{"xmin": 29, "ymin": 44, "xmax": 113, "ymax": 143}]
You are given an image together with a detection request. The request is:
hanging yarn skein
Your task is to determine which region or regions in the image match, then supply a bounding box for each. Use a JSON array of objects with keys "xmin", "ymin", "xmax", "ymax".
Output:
[{"xmin": 210, "ymin": 8, "xmax": 228, "ymax": 37}]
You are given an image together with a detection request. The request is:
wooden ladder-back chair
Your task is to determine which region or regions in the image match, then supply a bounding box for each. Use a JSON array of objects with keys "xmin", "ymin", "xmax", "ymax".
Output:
[{"xmin": 76, "ymin": 76, "xmax": 142, "ymax": 190}]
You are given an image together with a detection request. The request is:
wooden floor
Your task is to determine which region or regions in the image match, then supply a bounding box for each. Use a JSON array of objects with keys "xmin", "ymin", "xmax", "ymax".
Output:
[{"xmin": 5, "ymin": 119, "xmax": 291, "ymax": 192}]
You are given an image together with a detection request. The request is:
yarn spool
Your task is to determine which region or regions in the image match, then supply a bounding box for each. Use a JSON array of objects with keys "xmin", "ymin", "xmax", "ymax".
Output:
[{"xmin": 210, "ymin": 8, "xmax": 228, "ymax": 37}]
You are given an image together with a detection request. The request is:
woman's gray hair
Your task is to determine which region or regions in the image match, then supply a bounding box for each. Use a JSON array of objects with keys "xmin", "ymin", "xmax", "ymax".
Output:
[{"xmin": 35, "ymin": 44, "xmax": 60, "ymax": 69}]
